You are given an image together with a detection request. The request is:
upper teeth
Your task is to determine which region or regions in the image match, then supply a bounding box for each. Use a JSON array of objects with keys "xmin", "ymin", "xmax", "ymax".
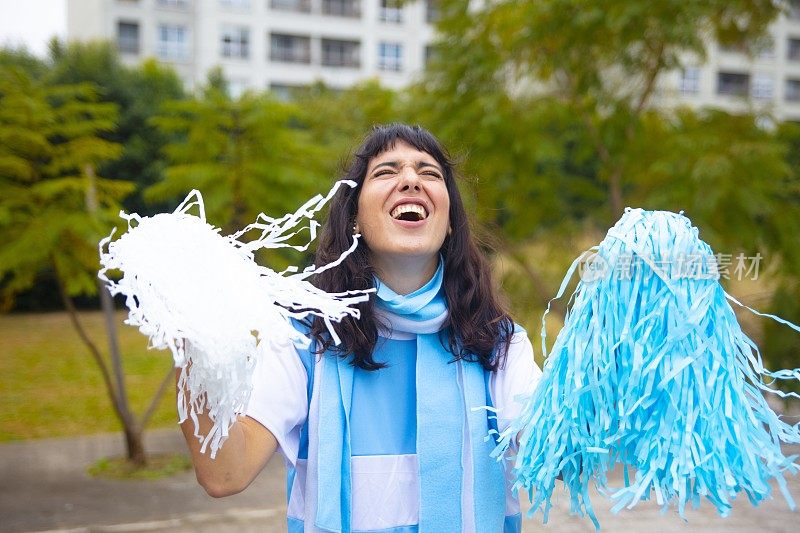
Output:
[{"xmin": 391, "ymin": 204, "xmax": 427, "ymax": 219}]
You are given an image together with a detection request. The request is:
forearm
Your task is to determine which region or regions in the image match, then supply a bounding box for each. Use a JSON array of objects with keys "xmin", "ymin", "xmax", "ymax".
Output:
[{"xmin": 177, "ymin": 374, "xmax": 277, "ymax": 497}]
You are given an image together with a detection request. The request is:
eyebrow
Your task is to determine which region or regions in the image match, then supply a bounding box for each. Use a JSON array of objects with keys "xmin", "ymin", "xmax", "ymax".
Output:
[{"xmin": 370, "ymin": 160, "xmax": 443, "ymax": 174}]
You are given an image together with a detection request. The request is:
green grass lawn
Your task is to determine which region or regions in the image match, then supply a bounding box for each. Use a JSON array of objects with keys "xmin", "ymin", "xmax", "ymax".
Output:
[{"xmin": 0, "ymin": 310, "xmax": 177, "ymax": 441}]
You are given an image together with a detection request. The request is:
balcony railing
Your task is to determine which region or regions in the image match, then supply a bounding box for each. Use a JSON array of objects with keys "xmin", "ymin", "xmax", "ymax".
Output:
[
  {"xmin": 322, "ymin": 39, "xmax": 360, "ymax": 67},
  {"xmin": 270, "ymin": 35, "xmax": 311, "ymax": 64},
  {"xmin": 322, "ymin": 0, "xmax": 361, "ymax": 18},
  {"xmin": 270, "ymin": 0, "xmax": 311, "ymax": 13}
]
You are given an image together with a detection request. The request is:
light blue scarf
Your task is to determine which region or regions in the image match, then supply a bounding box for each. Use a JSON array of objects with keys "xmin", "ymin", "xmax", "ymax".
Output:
[{"xmin": 315, "ymin": 259, "xmax": 506, "ymax": 532}]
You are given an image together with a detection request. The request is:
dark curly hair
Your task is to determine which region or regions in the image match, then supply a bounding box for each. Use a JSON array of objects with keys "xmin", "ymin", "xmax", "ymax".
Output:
[{"xmin": 309, "ymin": 123, "xmax": 513, "ymax": 371}]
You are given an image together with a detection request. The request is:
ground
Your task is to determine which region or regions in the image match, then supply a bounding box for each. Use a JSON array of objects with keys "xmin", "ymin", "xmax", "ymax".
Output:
[{"xmin": 1, "ymin": 428, "xmax": 798, "ymax": 532}]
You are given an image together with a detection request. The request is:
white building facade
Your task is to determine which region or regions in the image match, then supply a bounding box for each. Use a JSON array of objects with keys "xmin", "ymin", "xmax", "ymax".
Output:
[
  {"xmin": 67, "ymin": 0, "xmax": 438, "ymax": 96},
  {"xmin": 68, "ymin": 0, "xmax": 800, "ymax": 121},
  {"xmin": 658, "ymin": 1, "xmax": 800, "ymax": 122}
]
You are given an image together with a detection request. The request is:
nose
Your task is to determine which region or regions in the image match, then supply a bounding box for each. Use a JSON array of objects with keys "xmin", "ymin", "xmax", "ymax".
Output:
[{"xmin": 397, "ymin": 165, "xmax": 421, "ymax": 192}]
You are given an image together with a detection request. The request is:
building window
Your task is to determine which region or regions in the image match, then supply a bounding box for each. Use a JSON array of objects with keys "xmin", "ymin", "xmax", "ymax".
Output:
[
  {"xmin": 221, "ymin": 25, "xmax": 250, "ymax": 59},
  {"xmin": 220, "ymin": 0, "xmax": 250, "ymax": 8},
  {"xmin": 751, "ymin": 73, "xmax": 774, "ymax": 99},
  {"xmin": 378, "ymin": 0, "xmax": 403, "ymax": 23},
  {"xmin": 321, "ymin": 38, "xmax": 360, "ymax": 68},
  {"xmin": 157, "ymin": 24, "xmax": 190, "ymax": 61},
  {"xmin": 270, "ymin": 83, "xmax": 305, "ymax": 101},
  {"xmin": 378, "ymin": 42, "xmax": 402, "ymax": 71},
  {"xmin": 426, "ymin": 0, "xmax": 440, "ymax": 24},
  {"xmin": 789, "ymin": 38, "xmax": 800, "ymax": 61},
  {"xmin": 679, "ymin": 67, "xmax": 700, "ymax": 94},
  {"xmin": 270, "ymin": 0, "xmax": 311, "ymax": 12},
  {"xmin": 116, "ymin": 21, "xmax": 140, "ymax": 54},
  {"xmin": 270, "ymin": 33, "xmax": 311, "ymax": 63},
  {"xmin": 228, "ymin": 78, "xmax": 250, "ymax": 98},
  {"xmin": 787, "ymin": 79, "xmax": 800, "ymax": 102},
  {"xmin": 424, "ymin": 44, "xmax": 437, "ymax": 67},
  {"xmin": 157, "ymin": 0, "xmax": 189, "ymax": 8},
  {"xmin": 717, "ymin": 72, "xmax": 749, "ymax": 96},
  {"xmin": 322, "ymin": 0, "xmax": 361, "ymax": 18},
  {"xmin": 790, "ymin": 0, "xmax": 800, "ymax": 20}
]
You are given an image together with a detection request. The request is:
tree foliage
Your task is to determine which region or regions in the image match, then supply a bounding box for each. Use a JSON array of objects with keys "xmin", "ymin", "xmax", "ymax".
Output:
[
  {"xmin": 419, "ymin": 0, "xmax": 782, "ymax": 220},
  {"xmin": 0, "ymin": 63, "xmax": 179, "ymax": 464},
  {"xmin": 627, "ymin": 109, "xmax": 800, "ymax": 270},
  {"xmin": 412, "ymin": 0, "xmax": 797, "ymax": 356},
  {"xmin": 293, "ymin": 79, "xmax": 403, "ymax": 176},
  {"xmin": 0, "ymin": 65, "xmax": 129, "ymax": 306},
  {"xmin": 47, "ymin": 41, "xmax": 185, "ymax": 215},
  {"xmin": 149, "ymin": 76, "xmax": 327, "ymax": 234}
]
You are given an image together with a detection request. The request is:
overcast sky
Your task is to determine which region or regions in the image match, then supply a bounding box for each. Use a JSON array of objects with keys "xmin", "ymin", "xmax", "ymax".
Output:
[{"xmin": 0, "ymin": 0, "xmax": 67, "ymax": 57}]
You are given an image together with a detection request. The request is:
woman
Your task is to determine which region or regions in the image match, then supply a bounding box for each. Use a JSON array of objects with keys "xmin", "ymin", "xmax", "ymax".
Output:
[{"xmin": 180, "ymin": 124, "xmax": 541, "ymax": 532}]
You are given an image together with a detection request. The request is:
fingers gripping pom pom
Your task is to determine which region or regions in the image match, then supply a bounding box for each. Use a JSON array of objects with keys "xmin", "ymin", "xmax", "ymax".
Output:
[
  {"xmin": 494, "ymin": 208, "xmax": 800, "ymax": 529},
  {"xmin": 98, "ymin": 181, "xmax": 371, "ymax": 457}
]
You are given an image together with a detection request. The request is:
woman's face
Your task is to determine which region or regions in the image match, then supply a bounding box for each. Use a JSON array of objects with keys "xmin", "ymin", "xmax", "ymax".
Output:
[{"xmin": 356, "ymin": 141, "xmax": 451, "ymax": 269}]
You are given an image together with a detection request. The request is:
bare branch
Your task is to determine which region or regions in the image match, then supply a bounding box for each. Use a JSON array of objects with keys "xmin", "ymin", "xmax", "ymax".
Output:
[
  {"xmin": 53, "ymin": 259, "xmax": 124, "ymax": 421},
  {"xmin": 141, "ymin": 365, "xmax": 176, "ymax": 429}
]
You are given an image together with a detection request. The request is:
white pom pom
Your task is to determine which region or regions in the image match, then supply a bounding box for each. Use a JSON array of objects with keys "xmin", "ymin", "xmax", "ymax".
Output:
[{"xmin": 98, "ymin": 181, "xmax": 371, "ymax": 457}]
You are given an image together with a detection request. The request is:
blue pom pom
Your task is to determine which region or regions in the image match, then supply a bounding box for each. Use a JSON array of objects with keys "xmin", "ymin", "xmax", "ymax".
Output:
[{"xmin": 495, "ymin": 208, "xmax": 800, "ymax": 530}]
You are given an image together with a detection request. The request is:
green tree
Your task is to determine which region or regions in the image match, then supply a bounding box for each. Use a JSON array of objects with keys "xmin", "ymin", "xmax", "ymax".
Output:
[
  {"xmin": 47, "ymin": 40, "xmax": 186, "ymax": 215},
  {"xmin": 1, "ymin": 44, "xmax": 184, "ymax": 310},
  {"xmin": 293, "ymin": 79, "xmax": 403, "ymax": 177},
  {"xmin": 626, "ymin": 109, "xmax": 800, "ymax": 264},
  {"xmin": 148, "ymin": 74, "xmax": 327, "ymax": 239},
  {"xmin": 411, "ymin": 0, "xmax": 789, "ymax": 332},
  {"xmin": 762, "ymin": 122, "xmax": 800, "ymax": 399},
  {"xmin": 433, "ymin": 0, "xmax": 779, "ymax": 219},
  {"xmin": 0, "ymin": 65, "xmax": 165, "ymax": 465},
  {"xmin": 0, "ymin": 46, "xmax": 47, "ymax": 80}
]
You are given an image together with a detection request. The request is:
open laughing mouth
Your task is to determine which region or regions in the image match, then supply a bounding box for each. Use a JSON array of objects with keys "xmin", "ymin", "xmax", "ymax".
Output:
[{"xmin": 390, "ymin": 203, "xmax": 428, "ymax": 222}]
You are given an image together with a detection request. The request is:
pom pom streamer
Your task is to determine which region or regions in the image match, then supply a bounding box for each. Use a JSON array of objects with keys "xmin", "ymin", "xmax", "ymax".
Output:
[
  {"xmin": 98, "ymin": 181, "xmax": 371, "ymax": 457},
  {"xmin": 494, "ymin": 208, "xmax": 800, "ymax": 529}
]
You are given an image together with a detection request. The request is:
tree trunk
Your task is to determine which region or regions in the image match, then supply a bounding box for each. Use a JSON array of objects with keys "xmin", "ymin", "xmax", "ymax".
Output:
[
  {"xmin": 124, "ymin": 422, "xmax": 147, "ymax": 467},
  {"xmin": 85, "ymin": 163, "xmax": 145, "ymax": 465},
  {"xmin": 55, "ymin": 269, "xmax": 122, "ymax": 422}
]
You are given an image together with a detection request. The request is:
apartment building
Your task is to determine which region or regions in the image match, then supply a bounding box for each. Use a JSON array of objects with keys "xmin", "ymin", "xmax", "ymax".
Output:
[
  {"xmin": 659, "ymin": 0, "xmax": 800, "ymax": 122},
  {"xmin": 67, "ymin": 0, "xmax": 800, "ymax": 121},
  {"xmin": 67, "ymin": 0, "xmax": 438, "ymax": 96}
]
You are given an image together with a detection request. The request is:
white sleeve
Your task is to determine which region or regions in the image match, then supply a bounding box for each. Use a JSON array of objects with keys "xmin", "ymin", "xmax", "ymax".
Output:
[
  {"xmin": 490, "ymin": 330, "xmax": 542, "ymax": 434},
  {"xmin": 244, "ymin": 337, "xmax": 309, "ymax": 467}
]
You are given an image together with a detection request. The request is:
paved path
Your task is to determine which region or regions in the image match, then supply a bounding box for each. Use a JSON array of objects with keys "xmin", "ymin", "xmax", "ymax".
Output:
[
  {"xmin": 0, "ymin": 429, "xmax": 285, "ymax": 532},
  {"xmin": 1, "ymin": 429, "xmax": 798, "ymax": 532}
]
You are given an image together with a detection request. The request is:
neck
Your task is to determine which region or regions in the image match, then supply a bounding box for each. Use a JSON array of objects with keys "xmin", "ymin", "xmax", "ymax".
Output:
[{"xmin": 371, "ymin": 253, "xmax": 439, "ymax": 295}]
